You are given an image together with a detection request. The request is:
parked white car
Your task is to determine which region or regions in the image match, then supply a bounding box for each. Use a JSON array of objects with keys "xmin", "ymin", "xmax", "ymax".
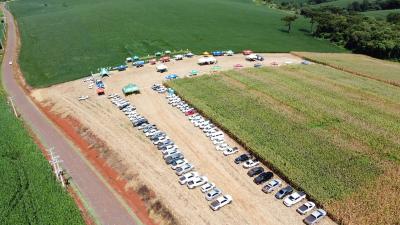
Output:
[
  {"xmin": 210, "ymin": 132, "xmax": 224, "ymax": 140},
  {"xmin": 297, "ymin": 201, "xmax": 316, "ymax": 215},
  {"xmin": 212, "ymin": 138, "xmax": 225, "ymax": 146},
  {"xmin": 187, "ymin": 176, "xmax": 208, "ymax": 189},
  {"xmin": 209, "ymin": 195, "xmax": 232, "ymax": 211},
  {"xmin": 304, "ymin": 209, "xmax": 327, "ymax": 225},
  {"xmin": 171, "ymin": 159, "xmax": 187, "ymax": 170},
  {"xmin": 199, "ymin": 121, "xmax": 211, "ymax": 129},
  {"xmin": 178, "ymin": 172, "xmax": 199, "ymax": 185},
  {"xmin": 262, "ymin": 179, "xmax": 282, "ymax": 193},
  {"xmin": 198, "ymin": 56, "xmax": 217, "ymax": 65},
  {"xmin": 163, "ymin": 149, "xmax": 181, "ymax": 159},
  {"xmin": 205, "ymin": 188, "xmax": 222, "ymax": 201},
  {"xmin": 174, "ymin": 54, "xmax": 184, "ymax": 60},
  {"xmin": 161, "ymin": 145, "xmax": 178, "ymax": 154},
  {"xmin": 283, "ymin": 191, "xmax": 306, "ymax": 207},
  {"xmin": 223, "ymin": 147, "xmax": 239, "ymax": 156},
  {"xmin": 243, "ymin": 159, "xmax": 260, "ymax": 168},
  {"xmin": 216, "ymin": 143, "xmax": 229, "ymax": 151},
  {"xmin": 78, "ymin": 96, "xmax": 89, "ymax": 101},
  {"xmin": 176, "ymin": 163, "xmax": 195, "ymax": 176},
  {"xmin": 200, "ymin": 182, "xmax": 215, "ymax": 193}
]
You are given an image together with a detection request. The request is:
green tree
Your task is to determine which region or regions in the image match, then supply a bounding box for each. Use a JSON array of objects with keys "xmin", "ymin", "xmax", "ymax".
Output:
[
  {"xmin": 387, "ymin": 12, "xmax": 400, "ymax": 24},
  {"xmin": 281, "ymin": 15, "xmax": 298, "ymax": 33}
]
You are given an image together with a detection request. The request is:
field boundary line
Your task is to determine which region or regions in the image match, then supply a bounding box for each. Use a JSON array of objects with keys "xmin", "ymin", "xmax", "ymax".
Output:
[{"xmin": 291, "ymin": 52, "xmax": 400, "ymax": 88}]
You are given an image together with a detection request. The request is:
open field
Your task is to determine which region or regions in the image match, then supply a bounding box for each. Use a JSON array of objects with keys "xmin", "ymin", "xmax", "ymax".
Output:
[
  {"xmin": 311, "ymin": 0, "xmax": 358, "ymax": 7},
  {"xmin": 293, "ymin": 52, "xmax": 400, "ymax": 86},
  {"xmin": 362, "ymin": 8, "xmax": 400, "ymax": 19},
  {"xmin": 168, "ymin": 64, "xmax": 400, "ymax": 224},
  {"xmin": 31, "ymin": 54, "xmax": 336, "ymax": 225},
  {"xmin": 9, "ymin": 0, "xmax": 344, "ymax": 87},
  {"xmin": 0, "ymin": 87, "xmax": 85, "ymax": 224}
]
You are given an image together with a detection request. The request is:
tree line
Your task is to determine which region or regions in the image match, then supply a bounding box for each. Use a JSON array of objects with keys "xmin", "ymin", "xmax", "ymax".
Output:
[
  {"xmin": 347, "ymin": 0, "xmax": 400, "ymax": 12},
  {"xmin": 299, "ymin": 6, "xmax": 400, "ymax": 59}
]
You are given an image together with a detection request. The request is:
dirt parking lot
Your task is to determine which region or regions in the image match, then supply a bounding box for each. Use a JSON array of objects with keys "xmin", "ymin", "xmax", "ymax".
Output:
[{"xmin": 32, "ymin": 54, "xmax": 335, "ymax": 225}]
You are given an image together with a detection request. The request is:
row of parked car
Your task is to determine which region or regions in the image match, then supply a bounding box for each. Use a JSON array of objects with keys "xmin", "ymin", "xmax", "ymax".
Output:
[
  {"xmin": 109, "ymin": 92, "xmax": 233, "ymax": 211},
  {"xmin": 157, "ymin": 87, "xmax": 327, "ymax": 225}
]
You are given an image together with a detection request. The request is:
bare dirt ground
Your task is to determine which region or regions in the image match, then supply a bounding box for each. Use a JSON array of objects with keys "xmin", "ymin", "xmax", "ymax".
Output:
[{"xmin": 32, "ymin": 54, "xmax": 336, "ymax": 225}]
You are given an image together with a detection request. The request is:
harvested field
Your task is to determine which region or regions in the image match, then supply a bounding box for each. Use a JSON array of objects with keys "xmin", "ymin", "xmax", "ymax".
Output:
[
  {"xmin": 293, "ymin": 52, "xmax": 400, "ymax": 86},
  {"xmin": 168, "ymin": 64, "xmax": 400, "ymax": 225},
  {"xmin": 31, "ymin": 54, "xmax": 335, "ymax": 225}
]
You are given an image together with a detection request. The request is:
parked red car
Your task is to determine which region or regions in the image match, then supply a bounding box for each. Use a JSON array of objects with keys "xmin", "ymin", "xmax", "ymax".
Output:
[
  {"xmin": 185, "ymin": 109, "xmax": 196, "ymax": 116},
  {"xmin": 242, "ymin": 50, "xmax": 253, "ymax": 55},
  {"xmin": 149, "ymin": 59, "xmax": 157, "ymax": 65},
  {"xmin": 160, "ymin": 56, "xmax": 170, "ymax": 63}
]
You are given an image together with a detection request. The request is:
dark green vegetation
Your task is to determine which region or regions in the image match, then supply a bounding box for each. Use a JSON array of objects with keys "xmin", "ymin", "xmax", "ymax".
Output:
[
  {"xmin": 0, "ymin": 87, "xmax": 85, "ymax": 224},
  {"xmin": 168, "ymin": 64, "xmax": 400, "ymax": 225},
  {"xmin": 9, "ymin": 0, "xmax": 343, "ymax": 88},
  {"xmin": 300, "ymin": 6, "xmax": 400, "ymax": 59},
  {"xmin": 362, "ymin": 8, "xmax": 400, "ymax": 19}
]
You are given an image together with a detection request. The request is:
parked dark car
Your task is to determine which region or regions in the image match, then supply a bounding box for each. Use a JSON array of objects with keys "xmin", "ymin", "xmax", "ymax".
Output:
[
  {"xmin": 234, "ymin": 154, "xmax": 250, "ymax": 164},
  {"xmin": 133, "ymin": 118, "xmax": 148, "ymax": 127},
  {"xmin": 247, "ymin": 167, "xmax": 264, "ymax": 177},
  {"xmin": 165, "ymin": 153, "xmax": 184, "ymax": 164},
  {"xmin": 150, "ymin": 132, "xmax": 165, "ymax": 140},
  {"xmin": 157, "ymin": 140, "xmax": 173, "ymax": 149},
  {"xmin": 275, "ymin": 186, "xmax": 293, "ymax": 199},
  {"xmin": 253, "ymin": 172, "xmax": 273, "ymax": 185},
  {"xmin": 143, "ymin": 125, "xmax": 156, "ymax": 133}
]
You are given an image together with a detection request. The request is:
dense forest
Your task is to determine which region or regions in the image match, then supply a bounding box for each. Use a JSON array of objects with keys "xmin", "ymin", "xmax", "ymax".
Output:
[
  {"xmin": 260, "ymin": 0, "xmax": 400, "ymax": 60},
  {"xmin": 347, "ymin": 0, "xmax": 400, "ymax": 11},
  {"xmin": 300, "ymin": 6, "xmax": 400, "ymax": 59}
]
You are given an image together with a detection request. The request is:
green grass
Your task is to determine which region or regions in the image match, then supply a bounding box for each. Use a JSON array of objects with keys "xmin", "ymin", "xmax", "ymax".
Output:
[
  {"xmin": 294, "ymin": 52, "xmax": 400, "ymax": 86},
  {"xmin": 311, "ymin": 0, "xmax": 358, "ymax": 7},
  {"xmin": 0, "ymin": 86, "xmax": 85, "ymax": 224},
  {"xmin": 9, "ymin": 0, "xmax": 344, "ymax": 88},
  {"xmin": 168, "ymin": 64, "xmax": 400, "ymax": 222},
  {"xmin": 362, "ymin": 8, "xmax": 400, "ymax": 19}
]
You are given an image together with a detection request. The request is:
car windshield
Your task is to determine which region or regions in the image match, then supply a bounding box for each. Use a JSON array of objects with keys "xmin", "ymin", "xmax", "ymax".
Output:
[
  {"xmin": 210, "ymin": 201, "xmax": 220, "ymax": 207},
  {"xmin": 299, "ymin": 205, "xmax": 308, "ymax": 211},
  {"xmin": 179, "ymin": 176, "xmax": 186, "ymax": 181}
]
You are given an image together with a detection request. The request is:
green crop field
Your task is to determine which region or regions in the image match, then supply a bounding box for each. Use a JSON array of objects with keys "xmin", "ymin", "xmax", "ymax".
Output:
[
  {"xmin": 9, "ymin": 0, "xmax": 344, "ymax": 88},
  {"xmin": 294, "ymin": 52, "xmax": 400, "ymax": 86},
  {"xmin": 0, "ymin": 86, "xmax": 85, "ymax": 224},
  {"xmin": 362, "ymin": 8, "xmax": 400, "ymax": 19},
  {"xmin": 168, "ymin": 64, "xmax": 400, "ymax": 225},
  {"xmin": 311, "ymin": 0, "xmax": 358, "ymax": 7}
]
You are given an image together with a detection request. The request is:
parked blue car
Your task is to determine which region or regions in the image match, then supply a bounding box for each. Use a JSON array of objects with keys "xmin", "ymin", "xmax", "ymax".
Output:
[
  {"xmin": 212, "ymin": 51, "xmax": 224, "ymax": 56},
  {"xmin": 133, "ymin": 61, "xmax": 145, "ymax": 68},
  {"xmin": 165, "ymin": 74, "xmax": 179, "ymax": 80},
  {"xmin": 113, "ymin": 65, "xmax": 128, "ymax": 71}
]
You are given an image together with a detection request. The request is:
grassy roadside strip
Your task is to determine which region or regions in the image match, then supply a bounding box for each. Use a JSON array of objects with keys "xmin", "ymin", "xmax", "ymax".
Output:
[{"xmin": 68, "ymin": 181, "xmax": 101, "ymax": 225}]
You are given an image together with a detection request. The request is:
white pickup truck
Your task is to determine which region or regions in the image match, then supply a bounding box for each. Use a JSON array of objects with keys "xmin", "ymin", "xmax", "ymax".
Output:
[{"xmin": 198, "ymin": 57, "xmax": 217, "ymax": 65}]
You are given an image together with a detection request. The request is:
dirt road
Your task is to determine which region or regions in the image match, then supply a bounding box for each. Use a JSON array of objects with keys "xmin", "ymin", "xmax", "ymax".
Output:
[
  {"xmin": 33, "ymin": 54, "xmax": 336, "ymax": 225},
  {"xmin": 0, "ymin": 4, "xmax": 142, "ymax": 225}
]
